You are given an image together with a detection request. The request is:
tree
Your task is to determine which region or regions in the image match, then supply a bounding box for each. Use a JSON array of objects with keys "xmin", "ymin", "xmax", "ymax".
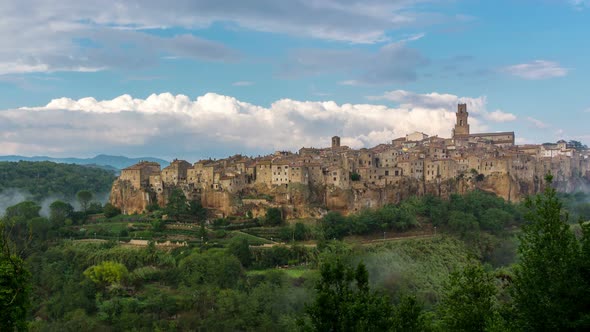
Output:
[
  {"xmin": 567, "ymin": 140, "xmax": 588, "ymax": 151},
  {"xmin": 448, "ymin": 211, "xmax": 479, "ymax": 238},
  {"xmin": 84, "ymin": 261, "xmax": 128, "ymax": 288},
  {"xmin": 392, "ymin": 296, "xmax": 427, "ymax": 332},
  {"xmin": 263, "ymin": 207, "xmax": 283, "ymax": 226},
  {"xmin": 165, "ymin": 188, "xmax": 188, "ymax": 221},
  {"xmin": 294, "ymin": 222, "xmax": 307, "ymax": 241},
  {"xmin": 228, "ymin": 238, "xmax": 253, "ymax": 268},
  {"xmin": 319, "ymin": 211, "xmax": 348, "ymax": 240},
  {"xmin": 5, "ymin": 201, "xmax": 41, "ymax": 220},
  {"xmin": 512, "ymin": 174, "xmax": 582, "ymax": 330},
  {"xmin": 76, "ymin": 190, "xmax": 93, "ymax": 213},
  {"xmin": 103, "ymin": 203, "xmax": 121, "ymax": 218},
  {"xmin": 49, "ymin": 200, "xmax": 74, "ymax": 227},
  {"xmin": 302, "ymin": 260, "xmax": 395, "ymax": 331},
  {"xmin": 188, "ymin": 200, "xmax": 207, "ymax": 222},
  {"xmin": 0, "ymin": 221, "xmax": 31, "ymax": 331},
  {"xmin": 438, "ymin": 263, "xmax": 499, "ymax": 331},
  {"xmin": 480, "ymin": 208, "xmax": 512, "ymax": 233},
  {"xmin": 575, "ymin": 220, "xmax": 590, "ymax": 328}
]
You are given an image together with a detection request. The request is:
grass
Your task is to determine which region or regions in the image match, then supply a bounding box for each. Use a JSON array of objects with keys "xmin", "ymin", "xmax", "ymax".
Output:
[
  {"xmin": 246, "ymin": 266, "xmax": 315, "ymax": 279},
  {"xmin": 225, "ymin": 231, "xmax": 274, "ymax": 245}
]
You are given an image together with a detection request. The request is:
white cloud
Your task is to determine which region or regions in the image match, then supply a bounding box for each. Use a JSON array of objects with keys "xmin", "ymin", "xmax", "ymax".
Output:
[
  {"xmin": 484, "ymin": 110, "xmax": 517, "ymax": 122},
  {"xmin": 526, "ymin": 116, "xmax": 549, "ymax": 129},
  {"xmin": 502, "ymin": 60, "xmax": 568, "ymax": 80},
  {"xmin": 232, "ymin": 81, "xmax": 254, "ymax": 87},
  {"xmin": 367, "ymin": 89, "xmax": 516, "ymax": 123},
  {"xmin": 3, "ymin": 91, "xmax": 487, "ymax": 159}
]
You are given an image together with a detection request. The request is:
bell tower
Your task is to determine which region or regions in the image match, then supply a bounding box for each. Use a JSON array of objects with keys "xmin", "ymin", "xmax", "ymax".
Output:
[
  {"xmin": 331, "ymin": 136, "xmax": 341, "ymax": 148},
  {"xmin": 453, "ymin": 103, "xmax": 469, "ymax": 138}
]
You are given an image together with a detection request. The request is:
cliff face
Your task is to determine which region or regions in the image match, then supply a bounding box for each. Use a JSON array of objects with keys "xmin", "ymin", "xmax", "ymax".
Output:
[
  {"xmin": 110, "ymin": 172, "xmax": 589, "ymax": 217},
  {"xmin": 109, "ymin": 180, "xmax": 155, "ymax": 215}
]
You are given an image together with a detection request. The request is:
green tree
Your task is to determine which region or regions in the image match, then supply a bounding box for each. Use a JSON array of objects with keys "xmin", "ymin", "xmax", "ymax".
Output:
[
  {"xmin": 319, "ymin": 211, "xmax": 348, "ymax": 240},
  {"xmin": 512, "ymin": 174, "xmax": 582, "ymax": 330},
  {"xmin": 575, "ymin": 220, "xmax": 590, "ymax": 328},
  {"xmin": 165, "ymin": 188, "xmax": 188, "ymax": 221},
  {"xmin": 448, "ymin": 211, "xmax": 479, "ymax": 237},
  {"xmin": 49, "ymin": 200, "xmax": 74, "ymax": 227},
  {"xmin": 438, "ymin": 263, "xmax": 499, "ymax": 332},
  {"xmin": 294, "ymin": 222, "xmax": 307, "ymax": 241},
  {"xmin": 303, "ymin": 260, "xmax": 395, "ymax": 331},
  {"xmin": 228, "ymin": 238, "xmax": 253, "ymax": 268},
  {"xmin": 264, "ymin": 207, "xmax": 283, "ymax": 226},
  {"xmin": 567, "ymin": 140, "xmax": 588, "ymax": 150},
  {"xmin": 0, "ymin": 222, "xmax": 31, "ymax": 331},
  {"xmin": 103, "ymin": 203, "xmax": 121, "ymax": 218},
  {"xmin": 76, "ymin": 190, "xmax": 93, "ymax": 213},
  {"xmin": 391, "ymin": 295, "xmax": 427, "ymax": 332},
  {"xmin": 188, "ymin": 200, "xmax": 207, "ymax": 222},
  {"xmin": 5, "ymin": 201, "xmax": 41, "ymax": 220},
  {"xmin": 83, "ymin": 261, "xmax": 129, "ymax": 288}
]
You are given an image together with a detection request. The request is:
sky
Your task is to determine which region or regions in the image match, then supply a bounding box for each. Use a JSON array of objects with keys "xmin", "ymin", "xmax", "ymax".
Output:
[{"xmin": 0, "ymin": 0, "xmax": 588, "ymax": 161}]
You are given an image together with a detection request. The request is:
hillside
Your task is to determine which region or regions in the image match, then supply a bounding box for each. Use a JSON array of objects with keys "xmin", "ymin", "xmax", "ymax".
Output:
[
  {"xmin": 0, "ymin": 154, "xmax": 169, "ymax": 170},
  {"xmin": 0, "ymin": 161, "xmax": 117, "ymax": 203}
]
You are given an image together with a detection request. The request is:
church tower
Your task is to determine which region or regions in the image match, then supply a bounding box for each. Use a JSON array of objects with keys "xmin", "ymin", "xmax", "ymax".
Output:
[
  {"xmin": 453, "ymin": 103, "xmax": 470, "ymax": 138},
  {"xmin": 332, "ymin": 136, "xmax": 341, "ymax": 148}
]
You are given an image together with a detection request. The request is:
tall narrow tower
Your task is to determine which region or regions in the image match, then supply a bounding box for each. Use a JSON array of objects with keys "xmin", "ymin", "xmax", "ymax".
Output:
[
  {"xmin": 453, "ymin": 103, "xmax": 470, "ymax": 138},
  {"xmin": 332, "ymin": 136, "xmax": 341, "ymax": 148}
]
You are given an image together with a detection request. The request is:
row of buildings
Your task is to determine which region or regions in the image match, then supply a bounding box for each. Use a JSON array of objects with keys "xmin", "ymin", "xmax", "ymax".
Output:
[{"xmin": 118, "ymin": 104, "xmax": 590, "ymax": 196}]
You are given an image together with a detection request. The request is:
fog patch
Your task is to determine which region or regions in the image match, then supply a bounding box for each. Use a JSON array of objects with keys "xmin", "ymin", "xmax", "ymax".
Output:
[{"xmin": 0, "ymin": 188, "xmax": 110, "ymax": 217}]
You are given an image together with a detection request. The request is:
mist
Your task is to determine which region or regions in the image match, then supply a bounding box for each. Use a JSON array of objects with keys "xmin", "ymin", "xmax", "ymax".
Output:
[{"xmin": 0, "ymin": 188, "xmax": 110, "ymax": 218}]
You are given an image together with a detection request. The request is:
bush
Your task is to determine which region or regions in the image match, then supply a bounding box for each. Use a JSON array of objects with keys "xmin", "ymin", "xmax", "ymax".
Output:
[
  {"xmin": 103, "ymin": 203, "xmax": 121, "ymax": 218},
  {"xmin": 263, "ymin": 207, "xmax": 283, "ymax": 226}
]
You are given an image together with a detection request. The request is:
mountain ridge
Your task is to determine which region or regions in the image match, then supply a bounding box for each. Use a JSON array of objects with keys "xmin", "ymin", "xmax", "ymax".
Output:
[{"xmin": 0, "ymin": 154, "xmax": 170, "ymax": 170}]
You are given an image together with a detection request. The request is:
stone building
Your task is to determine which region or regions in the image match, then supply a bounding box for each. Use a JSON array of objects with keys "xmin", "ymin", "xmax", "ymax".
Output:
[
  {"xmin": 120, "ymin": 161, "xmax": 161, "ymax": 188},
  {"xmin": 162, "ymin": 159, "xmax": 191, "ymax": 185}
]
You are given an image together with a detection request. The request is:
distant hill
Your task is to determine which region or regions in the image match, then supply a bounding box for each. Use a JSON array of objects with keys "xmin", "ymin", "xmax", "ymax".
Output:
[
  {"xmin": 0, "ymin": 161, "xmax": 118, "ymax": 209},
  {"xmin": 0, "ymin": 154, "xmax": 169, "ymax": 170}
]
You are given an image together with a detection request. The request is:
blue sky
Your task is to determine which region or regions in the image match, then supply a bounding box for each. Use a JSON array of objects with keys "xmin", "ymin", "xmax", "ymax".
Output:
[{"xmin": 0, "ymin": 0, "xmax": 588, "ymax": 160}]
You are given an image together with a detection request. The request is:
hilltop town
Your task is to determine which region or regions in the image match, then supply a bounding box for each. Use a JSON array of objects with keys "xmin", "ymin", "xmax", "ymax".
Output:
[{"xmin": 110, "ymin": 104, "xmax": 590, "ymax": 217}]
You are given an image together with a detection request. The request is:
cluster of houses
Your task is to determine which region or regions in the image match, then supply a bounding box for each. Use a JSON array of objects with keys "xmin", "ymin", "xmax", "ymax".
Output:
[{"xmin": 119, "ymin": 104, "xmax": 590, "ymax": 195}]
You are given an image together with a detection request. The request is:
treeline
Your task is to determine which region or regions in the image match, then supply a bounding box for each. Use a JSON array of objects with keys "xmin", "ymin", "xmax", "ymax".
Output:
[
  {"xmin": 318, "ymin": 190, "xmax": 525, "ymax": 240},
  {"xmin": 0, "ymin": 161, "xmax": 116, "ymax": 202}
]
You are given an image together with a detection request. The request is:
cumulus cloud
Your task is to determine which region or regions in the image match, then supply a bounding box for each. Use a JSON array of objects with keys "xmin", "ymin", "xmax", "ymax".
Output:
[
  {"xmin": 366, "ymin": 89, "xmax": 516, "ymax": 123},
  {"xmin": 3, "ymin": 91, "xmax": 489, "ymax": 159},
  {"xmin": 484, "ymin": 110, "xmax": 517, "ymax": 122},
  {"xmin": 502, "ymin": 60, "xmax": 568, "ymax": 80}
]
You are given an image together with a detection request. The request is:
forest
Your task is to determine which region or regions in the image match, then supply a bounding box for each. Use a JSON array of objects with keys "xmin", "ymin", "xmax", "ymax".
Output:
[
  {"xmin": 1, "ymin": 170, "xmax": 590, "ymax": 331},
  {"xmin": 0, "ymin": 161, "xmax": 116, "ymax": 203}
]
